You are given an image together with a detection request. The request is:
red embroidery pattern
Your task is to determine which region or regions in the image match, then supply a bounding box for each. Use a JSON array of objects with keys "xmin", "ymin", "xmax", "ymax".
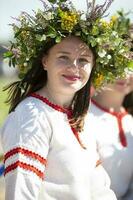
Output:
[
  {"xmin": 30, "ymin": 93, "xmax": 85, "ymax": 149},
  {"xmin": 92, "ymin": 99, "xmax": 127, "ymax": 147},
  {"xmin": 95, "ymin": 159, "xmax": 102, "ymax": 167},
  {"xmin": 117, "ymin": 115, "xmax": 127, "ymax": 147},
  {"xmin": 4, "ymin": 161, "xmax": 44, "ymax": 179},
  {"xmin": 30, "ymin": 93, "xmax": 69, "ymax": 114},
  {"xmin": 4, "ymin": 147, "xmax": 47, "ymax": 165}
]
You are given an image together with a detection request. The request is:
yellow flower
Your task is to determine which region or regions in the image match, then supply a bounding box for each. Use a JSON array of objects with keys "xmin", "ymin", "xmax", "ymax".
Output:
[
  {"xmin": 94, "ymin": 74, "xmax": 104, "ymax": 87},
  {"xmin": 111, "ymin": 15, "xmax": 118, "ymax": 23},
  {"xmin": 100, "ymin": 19, "xmax": 108, "ymax": 28},
  {"xmin": 91, "ymin": 26, "xmax": 99, "ymax": 35},
  {"xmin": 20, "ymin": 30, "xmax": 30, "ymax": 40},
  {"xmin": 109, "ymin": 21, "xmax": 113, "ymax": 28},
  {"xmin": 100, "ymin": 19, "xmax": 113, "ymax": 29},
  {"xmin": 58, "ymin": 9, "xmax": 79, "ymax": 32}
]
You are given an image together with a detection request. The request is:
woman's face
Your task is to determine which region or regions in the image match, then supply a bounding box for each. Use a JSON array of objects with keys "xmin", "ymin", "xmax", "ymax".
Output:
[
  {"xmin": 42, "ymin": 36, "xmax": 94, "ymax": 96},
  {"xmin": 105, "ymin": 76, "xmax": 133, "ymax": 95}
]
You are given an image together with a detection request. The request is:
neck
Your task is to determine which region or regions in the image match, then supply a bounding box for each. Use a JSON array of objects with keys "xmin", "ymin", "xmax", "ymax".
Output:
[
  {"xmin": 92, "ymin": 90, "xmax": 125, "ymax": 112},
  {"xmin": 38, "ymin": 85, "xmax": 74, "ymax": 108}
]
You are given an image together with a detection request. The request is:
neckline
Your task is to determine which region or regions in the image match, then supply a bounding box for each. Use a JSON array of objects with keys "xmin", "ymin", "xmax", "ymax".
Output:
[
  {"xmin": 30, "ymin": 93, "xmax": 86, "ymax": 149},
  {"xmin": 91, "ymin": 99, "xmax": 128, "ymax": 147},
  {"xmin": 91, "ymin": 99, "xmax": 128, "ymax": 118},
  {"xmin": 30, "ymin": 93, "xmax": 72, "ymax": 117}
]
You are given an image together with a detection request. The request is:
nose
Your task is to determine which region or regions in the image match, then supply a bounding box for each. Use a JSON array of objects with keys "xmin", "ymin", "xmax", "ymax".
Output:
[
  {"xmin": 69, "ymin": 60, "xmax": 79, "ymax": 70},
  {"xmin": 73, "ymin": 60, "xmax": 77, "ymax": 66}
]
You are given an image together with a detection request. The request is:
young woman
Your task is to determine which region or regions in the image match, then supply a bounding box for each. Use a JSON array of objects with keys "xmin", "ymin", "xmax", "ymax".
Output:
[
  {"xmin": 0, "ymin": 0, "xmax": 131, "ymax": 199},
  {"xmin": 89, "ymin": 77, "xmax": 133, "ymax": 200},
  {"xmin": 1, "ymin": 34, "xmax": 118, "ymax": 200}
]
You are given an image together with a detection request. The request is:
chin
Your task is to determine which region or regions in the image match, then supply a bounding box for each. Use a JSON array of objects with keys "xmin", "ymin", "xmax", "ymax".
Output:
[
  {"xmin": 63, "ymin": 81, "xmax": 84, "ymax": 91},
  {"xmin": 61, "ymin": 85, "xmax": 83, "ymax": 95},
  {"xmin": 115, "ymin": 86, "xmax": 130, "ymax": 95}
]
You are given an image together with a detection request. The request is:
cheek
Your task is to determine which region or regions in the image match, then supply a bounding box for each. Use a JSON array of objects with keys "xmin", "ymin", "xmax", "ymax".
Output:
[
  {"xmin": 83, "ymin": 63, "xmax": 93, "ymax": 75},
  {"xmin": 130, "ymin": 78, "xmax": 133, "ymax": 90},
  {"xmin": 56, "ymin": 60, "xmax": 70, "ymax": 68}
]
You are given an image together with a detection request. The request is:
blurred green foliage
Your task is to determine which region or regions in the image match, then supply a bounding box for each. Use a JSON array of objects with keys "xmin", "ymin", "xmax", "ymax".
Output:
[{"xmin": 0, "ymin": 77, "xmax": 10, "ymax": 127}]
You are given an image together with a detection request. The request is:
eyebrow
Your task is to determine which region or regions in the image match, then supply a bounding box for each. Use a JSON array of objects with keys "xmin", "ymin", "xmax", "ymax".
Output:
[
  {"xmin": 57, "ymin": 51, "xmax": 71, "ymax": 54},
  {"xmin": 57, "ymin": 51, "xmax": 92, "ymax": 58},
  {"xmin": 80, "ymin": 54, "xmax": 92, "ymax": 58}
]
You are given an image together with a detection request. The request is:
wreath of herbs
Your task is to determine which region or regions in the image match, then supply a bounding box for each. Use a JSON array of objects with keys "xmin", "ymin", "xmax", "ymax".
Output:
[{"xmin": 4, "ymin": 0, "xmax": 133, "ymax": 88}]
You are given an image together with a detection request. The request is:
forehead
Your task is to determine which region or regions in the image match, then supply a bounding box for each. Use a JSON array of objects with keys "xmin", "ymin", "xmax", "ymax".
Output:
[{"xmin": 49, "ymin": 37, "xmax": 93, "ymax": 57}]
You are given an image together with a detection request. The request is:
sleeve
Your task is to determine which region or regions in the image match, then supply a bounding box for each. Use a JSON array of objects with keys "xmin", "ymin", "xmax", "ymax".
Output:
[
  {"xmin": 1, "ymin": 101, "xmax": 52, "ymax": 200},
  {"xmin": 90, "ymin": 165, "xmax": 117, "ymax": 200}
]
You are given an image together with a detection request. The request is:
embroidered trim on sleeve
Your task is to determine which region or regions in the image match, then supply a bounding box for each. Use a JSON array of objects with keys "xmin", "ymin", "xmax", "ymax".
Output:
[
  {"xmin": 4, "ymin": 161, "xmax": 44, "ymax": 179},
  {"xmin": 4, "ymin": 147, "xmax": 47, "ymax": 179},
  {"xmin": 4, "ymin": 147, "xmax": 46, "ymax": 165}
]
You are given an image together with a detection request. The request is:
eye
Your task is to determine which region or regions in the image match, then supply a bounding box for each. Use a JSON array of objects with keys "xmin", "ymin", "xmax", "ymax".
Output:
[
  {"xmin": 58, "ymin": 55, "xmax": 69, "ymax": 60},
  {"xmin": 78, "ymin": 58, "xmax": 90, "ymax": 63}
]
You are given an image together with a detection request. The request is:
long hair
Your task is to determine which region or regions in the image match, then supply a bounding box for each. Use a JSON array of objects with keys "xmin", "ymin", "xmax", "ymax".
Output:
[
  {"xmin": 123, "ymin": 91, "xmax": 133, "ymax": 116},
  {"xmin": 4, "ymin": 38, "xmax": 96, "ymax": 132},
  {"xmin": 4, "ymin": 40, "xmax": 55, "ymax": 112}
]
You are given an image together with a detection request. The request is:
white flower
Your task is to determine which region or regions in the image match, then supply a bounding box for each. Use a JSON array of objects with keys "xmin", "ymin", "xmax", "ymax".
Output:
[
  {"xmin": 44, "ymin": 12, "xmax": 54, "ymax": 20},
  {"xmin": 119, "ymin": 49, "xmax": 125, "ymax": 54},
  {"xmin": 98, "ymin": 50, "xmax": 106, "ymax": 58},
  {"xmin": 24, "ymin": 62, "xmax": 28, "ymax": 67},
  {"xmin": 112, "ymin": 31, "xmax": 118, "ymax": 37},
  {"xmin": 100, "ymin": 60, "xmax": 104, "ymax": 63},
  {"xmin": 130, "ymin": 33, "xmax": 133, "ymax": 39},
  {"xmin": 96, "ymin": 38, "xmax": 101, "ymax": 43},
  {"xmin": 107, "ymin": 55, "xmax": 111, "ymax": 59},
  {"xmin": 41, "ymin": 35, "xmax": 46, "ymax": 41}
]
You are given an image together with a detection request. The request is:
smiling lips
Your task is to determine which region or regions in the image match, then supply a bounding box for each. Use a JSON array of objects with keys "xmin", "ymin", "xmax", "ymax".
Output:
[
  {"xmin": 63, "ymin": 75, "xmax": 81, "ymax": 81},
  {"xmin": 116, "ymin": 80, "xmax": 129, "ymax": 86}
]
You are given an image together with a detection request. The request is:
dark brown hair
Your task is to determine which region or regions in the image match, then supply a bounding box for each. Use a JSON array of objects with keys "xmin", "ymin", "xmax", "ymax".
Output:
[
  {"xmin": 4, "ymin": 37, "xmax": 96, "ymax": 132},
  {"xmin": 123, "ymin": 91, "xmax": 133, "ymax": 116}
]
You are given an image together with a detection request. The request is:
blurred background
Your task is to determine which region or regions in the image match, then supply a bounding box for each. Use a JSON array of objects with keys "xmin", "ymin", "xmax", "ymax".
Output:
[{"xmin": 0, "ymin": 0, "xmax": 133, "ymax": 199}]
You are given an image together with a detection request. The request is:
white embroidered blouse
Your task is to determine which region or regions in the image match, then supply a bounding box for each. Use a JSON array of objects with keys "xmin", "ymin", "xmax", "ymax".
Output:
[
  {"xmin": 88, "ymin": 100, "xmax": 133, "ymax": 200},
  {"xmin": 0, "ymin": 94, "xmax": 117, "ymax": 200}
]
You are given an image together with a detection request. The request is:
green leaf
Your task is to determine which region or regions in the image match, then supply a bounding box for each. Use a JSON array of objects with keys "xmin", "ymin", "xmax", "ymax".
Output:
[
  {"xmin": 15, "ymin": 30, "xmax": 22, "ymax": 38},
  {"xmin": 90, "ymin": 39, "xmax": 97, "ymax": 47},
  {"xmin": 47, "ymin": 33, "xmax": 57, "ymax": 38},
  {"xmin": 59, "ymin": 0, "xmax": 67, "ymax": 2},
  {"xmin": 12, "ymin": 57, "xmax": 16, "ymax": 67},
  {"xmin": 48, "ymin": 0, "xmax": 67, "ymax": 3},
  {"xmin": 9, "ymin": 59, "xmax": 12, "ymax": 67},
  {"xmin": 55, "ymin": 36, "xmax": 61, "ymax": 43},
  {"xmin": 127, "ymin": 61, "xmax": 133, "ymax": 69},
  {"xmin": 47, "ymin": 29, "xmax": 57, "ymax": 38},
  {"xmin": 47, "ymin": 0, "xmax": 57, "ymax": 3},
  {"xmin": 3, "ymin": 51, "xmax": 13, "ymax": 58},
  {"xmin": 75, "ymin": 31, "xmax": 81, "ymax": 36},
  {"xmin": 18, "ymin": 72, "xmax": 25, "ymax": 79},
  {"xmin": 36, "ymin": 34, "xmax": 46, "ymax": 41}
]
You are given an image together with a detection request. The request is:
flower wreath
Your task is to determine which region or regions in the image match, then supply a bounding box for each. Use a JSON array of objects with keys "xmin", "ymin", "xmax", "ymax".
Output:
[
  {"xmin": 110, "ymin": 9, "xmax": 133, "ymax": 55},
  {"xmin": 110, "ymin": 10, "xmax": 132, "ymax": 38},
  {"xmin": 4, "ymin": 0, "xmax": 133, "ymax": 88}
]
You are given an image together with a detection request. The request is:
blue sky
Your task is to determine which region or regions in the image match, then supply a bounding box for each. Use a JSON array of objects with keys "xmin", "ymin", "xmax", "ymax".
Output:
[{"xmin": 0, "ymin": 0, "xmax": 133, "ymax": 44}]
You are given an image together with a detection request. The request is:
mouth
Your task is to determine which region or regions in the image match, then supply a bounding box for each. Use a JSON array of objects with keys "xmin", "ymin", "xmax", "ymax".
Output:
[
  {"xmin": 63, "ymin": 75, "xmax": 81, "ymax": 81},
  {"xmin": 116, "ymin": 81, "xmax": 129, "ymax": 87}
]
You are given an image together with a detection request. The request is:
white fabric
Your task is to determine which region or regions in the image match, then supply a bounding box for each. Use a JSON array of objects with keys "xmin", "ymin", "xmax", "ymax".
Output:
[
  {"xmin": 1, "ymin": 96, "xmax": 117, "ymax": 200},
  {"xmin": 88, "ymin": 101, "xmax": 133, "ymax": 200}
]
